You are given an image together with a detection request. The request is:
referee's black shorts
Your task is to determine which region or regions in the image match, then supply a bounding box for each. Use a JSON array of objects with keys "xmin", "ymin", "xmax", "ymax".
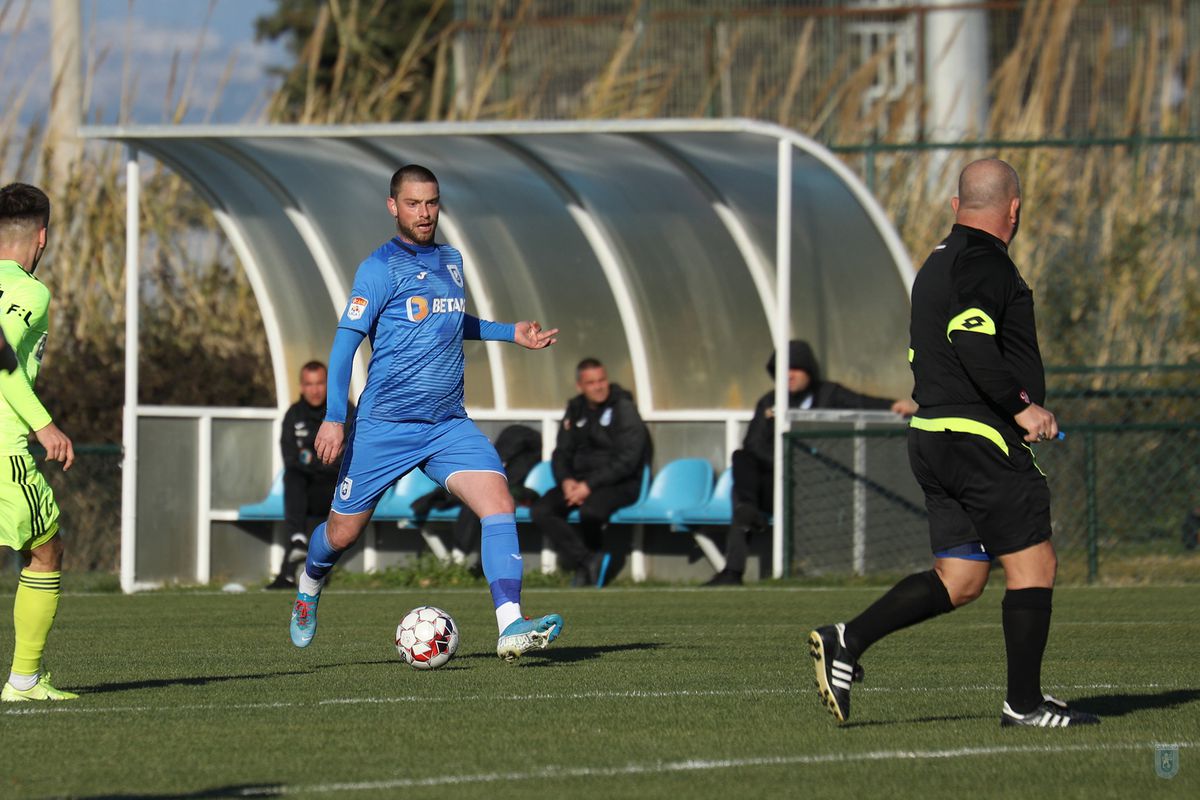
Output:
[{"xmin": 907, "ymin": 416, "xmax": 1052, "ymax": 557}]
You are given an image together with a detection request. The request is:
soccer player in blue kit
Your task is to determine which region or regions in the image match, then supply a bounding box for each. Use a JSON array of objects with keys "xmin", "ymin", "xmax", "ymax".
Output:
[{"xmin": 290, "ymin": 164, "xmax": 564, "ymax": 661}]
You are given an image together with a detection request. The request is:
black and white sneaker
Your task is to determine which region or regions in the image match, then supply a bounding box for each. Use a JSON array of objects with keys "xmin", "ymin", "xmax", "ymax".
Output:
[
  {"xmin": 1000, "ymin": 695, "xmax": 1100, "ymax": 728},
  {"xmin": 809, "ymin": 623, "xmax": 862, "ymax": 722}
]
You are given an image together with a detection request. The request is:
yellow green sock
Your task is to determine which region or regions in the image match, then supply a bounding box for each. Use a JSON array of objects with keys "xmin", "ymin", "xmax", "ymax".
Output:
[{"xmin": 11, "ymin": 569, "xmax": 61, "ymax": 676}]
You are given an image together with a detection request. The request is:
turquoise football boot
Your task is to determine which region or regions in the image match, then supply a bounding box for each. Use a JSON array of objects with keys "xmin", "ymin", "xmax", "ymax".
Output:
[
  {"xmin": 290, "ymin": 591, "xmax": 320, "ymax": 648},
  {"xmin": 496, "ymin": 613, "xmax": 564, "ymax": 662}
]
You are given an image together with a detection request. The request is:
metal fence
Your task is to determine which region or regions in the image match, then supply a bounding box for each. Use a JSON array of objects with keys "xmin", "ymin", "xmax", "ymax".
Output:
[
  {"xmin": 454, "ymin": 0, "xmax": 1200, "ymax": 140},
  {"xmin": 2, "ymin": 445, "xmax": 122, "ymax": 576},
  {"xmin": 785, "ymin": 420, "xmax": 1200, "ymax": 584}
]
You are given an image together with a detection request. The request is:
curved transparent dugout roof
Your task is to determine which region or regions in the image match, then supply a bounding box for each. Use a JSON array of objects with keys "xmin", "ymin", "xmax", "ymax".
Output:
[{"xmin": 85, "ymin": 119, "xmax": 915, "ymax": 411}]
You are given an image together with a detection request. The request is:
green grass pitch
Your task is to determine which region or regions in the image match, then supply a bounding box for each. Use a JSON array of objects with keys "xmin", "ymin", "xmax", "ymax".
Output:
[{"xmin": 1, "ymin": 584, "xmax": 1197, "ymax": 798}]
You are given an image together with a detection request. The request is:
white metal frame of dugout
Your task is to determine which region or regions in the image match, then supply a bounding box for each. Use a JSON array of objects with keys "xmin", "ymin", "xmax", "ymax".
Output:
[{"xmin": 86, "ymin": 119, "xmax": 915, "ymax": 592}]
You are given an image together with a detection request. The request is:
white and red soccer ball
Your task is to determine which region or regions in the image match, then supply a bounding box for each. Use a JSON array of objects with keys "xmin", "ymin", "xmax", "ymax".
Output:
[{"xmin": 395, "ymin": 606, "xmax": 459, "ymax": 670}]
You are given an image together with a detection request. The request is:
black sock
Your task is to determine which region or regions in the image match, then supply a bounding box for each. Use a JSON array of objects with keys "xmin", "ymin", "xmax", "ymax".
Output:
[
  {"xmin": 1002, "ymin": 587, "xmax": 1053, "ymax": 714},
  {"xmin": 842, "ymin": 570, "xmax": 955, "ymax": 658}
]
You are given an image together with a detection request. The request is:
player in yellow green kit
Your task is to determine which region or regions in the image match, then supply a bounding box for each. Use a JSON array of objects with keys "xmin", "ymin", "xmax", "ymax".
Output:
[{"xmin": 0, "ymin": 183, "xmax": 77, "ymax": 702}]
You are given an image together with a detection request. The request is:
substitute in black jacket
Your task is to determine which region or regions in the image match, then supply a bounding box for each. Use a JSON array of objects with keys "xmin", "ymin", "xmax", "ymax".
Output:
[
  {"xmin": 808, "ymin": 158, "xmax": 1099, "ymax": 728},
  {"xmin": 268, "ymin": 360, "xmax": 354, "ymax": 588},
  {"xmin": 531, "ymin": 357, "xmax": 651, "ymax": 588},
  {"xmin": 705, "ymin": 339, "xmax": 916, "ymax": 586}
]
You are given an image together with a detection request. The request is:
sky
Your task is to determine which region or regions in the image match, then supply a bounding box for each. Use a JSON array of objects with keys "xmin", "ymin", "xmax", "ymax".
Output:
[{"xmin": 0, "ymin": 0, "xmax": 288, "ymax": 127}]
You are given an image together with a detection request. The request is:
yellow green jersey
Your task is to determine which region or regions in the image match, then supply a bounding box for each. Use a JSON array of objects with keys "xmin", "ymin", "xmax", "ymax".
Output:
[{"xmin": 0, "ymin": 259, "xmax": 52, "ymax": 455}]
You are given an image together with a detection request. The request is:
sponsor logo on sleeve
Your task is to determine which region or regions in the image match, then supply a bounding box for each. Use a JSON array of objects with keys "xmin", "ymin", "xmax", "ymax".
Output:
[{"xmin": 347, "ymin": 296, "xmax": 368, "ymax": 321}]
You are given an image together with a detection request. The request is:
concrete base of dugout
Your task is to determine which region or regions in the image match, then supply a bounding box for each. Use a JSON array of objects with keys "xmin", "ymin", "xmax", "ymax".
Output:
[{"xmin": 205, "ymin": 520, "xmax": 777, "ymax": 587}]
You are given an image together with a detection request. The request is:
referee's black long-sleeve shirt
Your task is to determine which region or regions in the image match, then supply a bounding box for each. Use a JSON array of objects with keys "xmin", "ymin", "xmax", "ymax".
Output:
[{"xmin": 909, "ymin": 223, "xmax": 1046, "ymax": 436}]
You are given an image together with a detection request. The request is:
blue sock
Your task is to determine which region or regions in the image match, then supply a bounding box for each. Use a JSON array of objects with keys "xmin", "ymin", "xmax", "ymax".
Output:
[
  {"xmin": 303, "ymin": 522, "xmax": 343, "ymax": 583},
  {"xmin": 481, "ymin": 513, "xmax": 522, "ymax": 611}
]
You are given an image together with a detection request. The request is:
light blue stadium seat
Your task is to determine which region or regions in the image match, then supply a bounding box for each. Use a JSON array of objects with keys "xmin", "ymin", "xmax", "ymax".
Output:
[
  {"xmin": 515, "ymin": 461, "xmax": 557, "ymax": 523},
  {"xmin": 609, "ymin": 459, "xmax": 713, "ymax": 525},
  {"xmin": 373, "ymin": 469, "xmax": 441, "ymax": 523},
  {"xmin": 237, "ymin": 470, "xmax": 285, "ymax": 520},
  {"xmin": 673, "ymin": 466, "xmax": 733, "ymax": 528}
]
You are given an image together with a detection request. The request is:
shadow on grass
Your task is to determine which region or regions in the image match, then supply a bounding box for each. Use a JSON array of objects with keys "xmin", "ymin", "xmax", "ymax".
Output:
[
  {"xmin": 839, "ymin": 713, "xmax": 990, "ymax": 729},
  {"xmin": 59, "ymin": 785, "xmax": 283, "ymax": 799},
  {"xmin": 72, "ymin": 660, "xmax": 396, "ymax": 694},
  {"xmin": 1073, "ymin": 688, "xmax": 1200, "ymax": 717},
  {"xmin": 453, "ymin": 641, "xmax": 665, "ymax": 665},
  {"xmin": 835, "ymin": 688, "xmax": 1200, "ymax": 728}
]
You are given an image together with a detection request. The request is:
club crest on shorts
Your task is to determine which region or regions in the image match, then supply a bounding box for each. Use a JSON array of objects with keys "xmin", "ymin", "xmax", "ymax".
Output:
[
  {"xmin": 1156, "ymin": 744, "xmax": 1179, "ymax": 779},
  {"xmin": 339, "ymin": 477, "xmax": 353, "ymax": 501},
  {"xmin": 347, "ymin": 296, "xmax": 368, "ymax": 321},
  {"xmin": 447, "ymin": 263, "xmax": 463, "ymax": 288}
]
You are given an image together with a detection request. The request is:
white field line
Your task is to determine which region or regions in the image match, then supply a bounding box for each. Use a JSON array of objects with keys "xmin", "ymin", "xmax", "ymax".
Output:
[
  {"xmin": 238, "ymin": 741, "xmax": 1198, "ymax": 796},
  {"xmin": 0, "ymin": 683, "xmax": 1173, "ymax": 717}
]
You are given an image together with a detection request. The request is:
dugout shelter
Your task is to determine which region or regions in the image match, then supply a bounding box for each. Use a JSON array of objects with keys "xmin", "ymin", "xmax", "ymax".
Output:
[{"xmin": 83, "ymin": 119, "xmax": 915, "ymax": 592}]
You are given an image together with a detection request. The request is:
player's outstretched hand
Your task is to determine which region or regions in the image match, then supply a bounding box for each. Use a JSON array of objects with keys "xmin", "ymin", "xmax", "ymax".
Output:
[
  {"xmin": 34, "ymin": 422, "xmax": 74, "ymax": 471},
  {"xmin": 514, "ymin": 321, "xmax": 558, "ymax": 350},
  {"xmin": 314, "ymin": 420, "xmax": 346, "ymax": 465},
  {"xmin": 1014, "ymin": 402, "xmax": 1059, "ymax": 443}
]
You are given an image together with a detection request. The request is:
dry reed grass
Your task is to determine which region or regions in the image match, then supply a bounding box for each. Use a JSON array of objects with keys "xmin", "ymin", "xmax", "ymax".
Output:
[{"xmin": 1, "ymin": 2, "xmax": 273, "ymax": 445}]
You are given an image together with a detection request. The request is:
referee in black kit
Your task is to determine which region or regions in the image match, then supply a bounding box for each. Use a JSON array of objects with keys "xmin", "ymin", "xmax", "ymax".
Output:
[{"xmin": 809, "ymin": 158, "xmax": 1099, "ymax": 728}]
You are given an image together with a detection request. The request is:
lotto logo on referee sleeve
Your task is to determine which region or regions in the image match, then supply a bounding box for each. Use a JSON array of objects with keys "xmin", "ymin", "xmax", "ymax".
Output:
[{"xmin": 347, "ymin": 296, "xmax": 368, "ymax": 320}]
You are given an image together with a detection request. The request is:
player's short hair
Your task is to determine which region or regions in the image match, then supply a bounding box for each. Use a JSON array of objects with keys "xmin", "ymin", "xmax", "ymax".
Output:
[
  {"xmin": 0, "ymin": 183, "xmax": 51, "ymax": 241},
  {"xmin": 300, "ymin": 360, "xmax": 327, "ymax": 378},
  {"xmin": 390, "ymin": 164, "xmax": 439, "ymax": 198},
  {"xmin": 576, "ymin": 357, "xmax": 604, "ymax": 378}
]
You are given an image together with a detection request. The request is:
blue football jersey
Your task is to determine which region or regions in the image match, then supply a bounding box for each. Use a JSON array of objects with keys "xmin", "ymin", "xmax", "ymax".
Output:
[{"xmin": 339, "ymin": 238, "xmax": 469, "ymax": 423}]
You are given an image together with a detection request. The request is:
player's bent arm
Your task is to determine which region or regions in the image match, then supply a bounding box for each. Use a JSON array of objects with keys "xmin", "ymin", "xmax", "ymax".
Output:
[
  {"xmin": 324, "ymin": 327, "xmax": 365, "ymax": 424},
  {"xmin": 34, "ymin": 421, "xmax": 74, "ymax": 471},
  {"xmin": 463, "ymin": 314, "xmax": 515, "ymax": 343},
  {"xmin": 0, "ymin": 367, "xmax": 53, "ymax": 432},
  {"xmin": 950, "ymin": 330, "xmax": 1030, "ymax": 417}
]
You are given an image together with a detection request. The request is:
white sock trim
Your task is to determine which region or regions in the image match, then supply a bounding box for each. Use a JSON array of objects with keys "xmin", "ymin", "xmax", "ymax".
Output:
[
  {"xmin": 496, "ymin": 602, "xmax": 521, "ymax": 633},
  {"xmin": 298, "ymin": 573, "xmax": 324, "ymax": 597},
  {"xmin": 7, "ymin": 671, "xmax": 38, "ymax": 691}
]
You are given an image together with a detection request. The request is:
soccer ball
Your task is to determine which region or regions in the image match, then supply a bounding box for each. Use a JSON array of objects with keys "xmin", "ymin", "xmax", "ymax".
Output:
[{"xmin": 395, "ymin": 606, "xmax": 459, "ymax": 670}]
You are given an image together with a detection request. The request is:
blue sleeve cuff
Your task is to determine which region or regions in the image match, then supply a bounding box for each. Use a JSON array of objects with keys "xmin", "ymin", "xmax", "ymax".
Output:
[
  {"xmin": 325, "ymin": 327, "xmax": 365, "ymax": 423},
  {"xmin": 463, "ymin": 315, "xmax": 514, "ymax": 342}
]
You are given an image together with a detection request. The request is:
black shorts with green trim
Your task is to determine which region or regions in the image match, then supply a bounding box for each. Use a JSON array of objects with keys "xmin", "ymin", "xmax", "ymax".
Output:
[{"xmin": 907, "ymin": 415, "xmax": 1051, "ymax": 557}]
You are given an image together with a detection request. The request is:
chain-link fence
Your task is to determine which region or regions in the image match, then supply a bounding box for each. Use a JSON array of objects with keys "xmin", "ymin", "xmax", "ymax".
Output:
[
  {"xmin": 2, "ymin": 445, "xmax": 122, "ymax": 577},
  {"xmin": 785, "ymin": 420, "xmax": 1200, "ymax": 585},
  {"xmin": 454, "ymin": 0, "xmax": 1200, "ymax": 140}
]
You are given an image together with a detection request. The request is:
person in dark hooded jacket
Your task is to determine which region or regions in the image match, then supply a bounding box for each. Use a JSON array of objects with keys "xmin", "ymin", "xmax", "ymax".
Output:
[
  {"xmin": 531, "ymin": 357, "xmax": 651, "ymax": 588},
  {"xmin": 704, "ymin": 340, "xmax": 916, "ymax": 585}
]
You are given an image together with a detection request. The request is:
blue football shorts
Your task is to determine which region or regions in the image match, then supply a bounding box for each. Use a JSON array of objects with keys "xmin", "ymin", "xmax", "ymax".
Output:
[{"xmin": 332, "ymin": 416, "xmax": 505, "ymax": 515}]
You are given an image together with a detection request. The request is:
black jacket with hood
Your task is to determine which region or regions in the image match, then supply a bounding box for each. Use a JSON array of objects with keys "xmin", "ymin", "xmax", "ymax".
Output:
[{"xmin": 742, "ymin": 340, "xmax": 893, "ymax": 463}]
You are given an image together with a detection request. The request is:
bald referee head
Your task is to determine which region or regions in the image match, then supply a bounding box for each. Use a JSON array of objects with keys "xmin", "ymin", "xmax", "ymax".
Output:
[{"xmin": 951, "ymin": 158, "xmax": 1022, "ymax": 245}]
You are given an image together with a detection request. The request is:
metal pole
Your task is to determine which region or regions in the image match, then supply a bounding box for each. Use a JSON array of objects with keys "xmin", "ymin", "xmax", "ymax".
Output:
[
  {"xmin": 771, "ymin": 139, "xmax": 793, "ymax": 580},
  {"xmin": 196, "ymin": 415, "xmax": 212, "ymax": 585},
  {"xmin": 852, "ymin": 421, "xmax": 867, "ymax": 575},
  {"xmin": 119, "ymin": 147, "xmax": 140, "ymax": 593}
]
